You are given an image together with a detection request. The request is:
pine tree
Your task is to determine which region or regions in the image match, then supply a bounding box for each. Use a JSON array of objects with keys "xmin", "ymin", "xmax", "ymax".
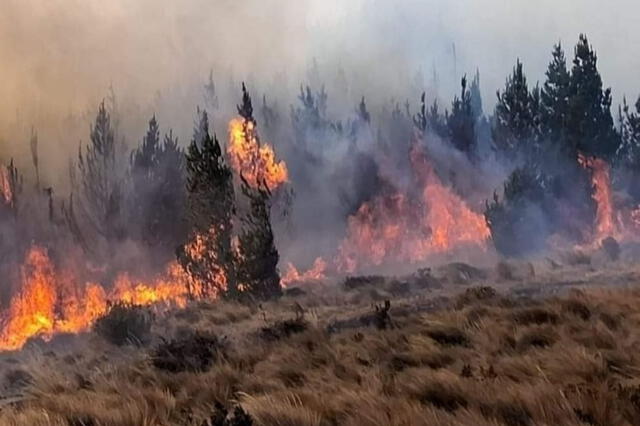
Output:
[
  {"xmin": 236, "ymin": 177, "xmax": 281, "ymax": 300},
  {"xmin": 567, "ymin": 34, "xmax": 619, "ymax": 159},
  {"xmin": 492, "ymin": 60, "xmax": 538, "ymax": 158},
  {"xmin": 540, "ymin": 43, "xmax": 571, "ymax": 146},
  {"xmin": 427, "ymin": 99, "xmax": 448, "ymax": 139},
  {"xmin": 130, "ymin": 116, "xmax": 187, "ymax": 258},
  {"xmin": 72, "ymin": 101, "xmax": 124, "ymax": 249},
  {"xmin": 617, "ymin": 96, "xmax": 640, "ymax": 201},
  {"xmin": 447, "ymin": 76, "xmax": 476, "ymax": 153},
  {"xmin": 290, "ymin": 85, "xmax": 331, "ymax": 147},
  {"xmin": 178, "ymin": 109, "xmax": 236, "ymax": 298},
  {"xmin": 469, "ymin": 69, "xmax": 483, "ymax": 120},
  {"xmin": 485, "ymin": 165, "xmax": 550, "ymax": 256},
  {"xmin": 413, "ymin": 92, "xmax": 428, "ymax": 133},
  {"xmin": 235, "ymin": 84, "xmax": 281, "ymax": 300}
]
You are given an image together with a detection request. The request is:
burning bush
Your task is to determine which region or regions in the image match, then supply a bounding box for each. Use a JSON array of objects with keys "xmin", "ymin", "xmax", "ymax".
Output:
[{"xmin": 93, "ymin": 302, "xmax": 154, "ymax": 346}]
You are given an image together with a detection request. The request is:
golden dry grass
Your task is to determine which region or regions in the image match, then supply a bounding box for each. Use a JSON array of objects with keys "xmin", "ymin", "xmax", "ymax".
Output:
[{"xmin": 2, "ymin": 260, "xmax": 640, "ymax": 425}]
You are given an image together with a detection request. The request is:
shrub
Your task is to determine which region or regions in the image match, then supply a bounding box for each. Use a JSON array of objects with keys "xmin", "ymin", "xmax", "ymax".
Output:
[
  {"xmin": 425, "ymin": 326, "xmax": 470, "ymax": 347},
  {"xmin": 485, "ymin": 166, "xmax": 551, "ymax": 257},
  {"xmin": 152, "ymin": 332, "xmax": 225, "ymax": 373},
  {"xmin": 260, "ymin": 315, "xmax": 309, "ymax": 342},
  {"xmin": 93, "ymin": 302, "xmax": 154, "ymax": 346}
]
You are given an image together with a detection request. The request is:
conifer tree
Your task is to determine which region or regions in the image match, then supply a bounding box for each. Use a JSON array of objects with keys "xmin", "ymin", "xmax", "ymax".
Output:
[
  {"xmin": 178, "ymin": 109, "xmax": 236, "ymax": 298},
  {"xmin": 130, "ymin": 116, "xmax": 187, "ymax": 257},
  {"xmin": 290, "ymin": 85, "xmax": 331, "ymax": 147},
  {"xmin": 485, "ymin": 165, "xmax": 550, "ymax": 256},
  {"xmin": 492, "ymin": 60, "xmax": 538, "ymax": 158},
  {"xmin": 617, "ymin": 96, "xmax": 640, "ymax": 200},
  {"xmin": 72, "ymin": 101, "xmax": 124, "ymax": 250},
  {"xmin": 447, "ymin": 76, "xmax": 476, "ymax": 153},
  {"xmin": 235, "ymin": 84, "xmax": 281, "ymax": 300},
  {"xmin": 413, "ymin": 92, "xmax": 428, "ymax": 133},
  {"xmin": 540, "ymin": 43, "xmax": 571, "ymax": 146},
  {"xmin": 428, "ymin": 99, "xmax": 449, "ymax": 139},
  {"xmin": 236, "ymin": 176, "xmax": 281, "ymax": 300},
  {"xmin": 567, "ymin": 34, "xmax": 619, "ymax": 159},
  {"xmin": 469, "ymin": 69, "xmax": 483, "ymax": 120}
]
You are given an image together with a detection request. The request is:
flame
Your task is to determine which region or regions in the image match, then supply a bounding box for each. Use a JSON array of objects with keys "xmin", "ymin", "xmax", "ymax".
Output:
[
  {"xmin": 280, "ymin": 257, "xmax": 327, "ymax": 287},
  {"xmin": 336, "ymin": 145, "xmax": 490, "ymax": 272},
  {"xmin": 0, "ymin": 164, "xmax": 14, "ymax": 206},
  {"xmin": 181, "ymin": 227, "xmax": 228, "ymax": 298},
  {"xmin": 228, "ymin": 118, "xmax": 288, "ymax": 190},
  {"xmin": 0, "ymin": 247, "xmax": 196, "ymax": 351},
  {"xmin": 578, "ymin": 154, "xmax": 618, "ymax": 241}
]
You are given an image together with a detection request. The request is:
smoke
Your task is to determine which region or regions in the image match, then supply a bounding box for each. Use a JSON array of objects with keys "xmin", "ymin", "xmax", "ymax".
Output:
[{"xmin": 3, "ymin": 1, "xmax": 639, "ymax": 149}]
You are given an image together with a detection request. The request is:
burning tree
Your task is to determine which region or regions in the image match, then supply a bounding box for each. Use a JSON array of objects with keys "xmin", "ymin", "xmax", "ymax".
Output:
[
  {"xmin": 234, "ymin": 84, "xmax": 281, "ymax": 300},
  {"xmin": 130, "ymin": 115, "xmax": 187, "ymax": 260},
  {"xmin": 178, "ymin": 109, "xmax": 235, "ymax": 298}
]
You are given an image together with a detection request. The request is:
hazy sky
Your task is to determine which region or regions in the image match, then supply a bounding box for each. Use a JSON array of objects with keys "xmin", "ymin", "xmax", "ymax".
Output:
[{"xmin": 1, "ymin": 0, "xmax": 639, "ymax": 142}]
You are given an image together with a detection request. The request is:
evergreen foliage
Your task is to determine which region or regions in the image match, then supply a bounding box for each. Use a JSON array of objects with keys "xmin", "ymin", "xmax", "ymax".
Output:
[
  {"xmin": 130, "ymin": 116, "xmax": 187, "ymax": 257},
  {"xmin": 234, "ymin": 84, "xmax": 281, "ymax": 300},
  {"xmin": 69, "ymin": 101, "xmax": 125, "ymax": 254},
  {"xmin": 493, "ymin": 60, "xmax": 539, "ymax": 158},
  {"xmin": 540, "ymin": 43, "xmax": 571, "ymax": 147},
  {"xmin": 447, "ymin": 76, "xmax": 476, "ymax": 153},
  {"xmin": 485, "ymin": 166, "xmax": 551, "ymax": 256},
  {"xmin": 566, "ymin": 34, "xmax": 619, "ymax": 159},
  {"xmin": 178, "ymin": 109, "xmax": 236, "ymax": 298}
]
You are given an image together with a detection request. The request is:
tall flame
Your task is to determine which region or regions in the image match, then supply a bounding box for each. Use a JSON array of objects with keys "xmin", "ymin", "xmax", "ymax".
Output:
[
  {"xmin": 0, "ymin": 164, "xmax": 14, "ymax": 206},
  {"xmin": 578, "ymin": 153, "xmax": 619, "ymax": 241},
  {"xmin": 228, "ymin": 118, "xmax": 288, "ymax": 190},
  {"xmin": 336, "ymin": 145, "xmax": 490, "ymax": 272}
]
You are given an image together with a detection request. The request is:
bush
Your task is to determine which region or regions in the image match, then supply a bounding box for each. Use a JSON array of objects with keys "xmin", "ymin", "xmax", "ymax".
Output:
[
  {"xmin": 260, "ymin": 315, "xmax": 309, "ymax": 342},
  {"xmin": 485, "ymin": 167, "xmax": 551, "ymax": 257},
  {"xmin": 425, "ymin": 325, "xmax": 470, "ymax": 347},
  {"xmin": 93, "ymin": 302, "xmax": 154, "ymax": 346},
  {"xmin": 152, "ymin": 332, "xmax": 225, "ymax": 373}
]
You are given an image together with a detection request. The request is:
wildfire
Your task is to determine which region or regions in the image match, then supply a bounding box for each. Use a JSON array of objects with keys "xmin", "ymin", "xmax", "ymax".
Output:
[
  {"xmin": 0, "ymin": 164, "xmax": 14, "ymax": 206},
  {"xmin": 228, "ymin": 118, "xmax": 288, "ymax": 190},
  {"xmin": 0, "ymin": 247, "xmax": 193, "ymax": 351},
  {"xmin": 280, "ymin": 257, "xmax": 327, "ymax": 287},
  {"xmin": 578, "ymin": 153, "xmax": 619, "ymax": 241},
  {"xmin": 336, "ymin": 145, "xmax": 490, "ymax": 272}
]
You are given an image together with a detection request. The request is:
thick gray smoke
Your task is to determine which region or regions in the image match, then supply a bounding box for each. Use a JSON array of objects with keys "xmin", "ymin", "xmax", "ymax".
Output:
[{"xmin": 2, "ymin": 0, "xmax": 639, "ymax": 169}]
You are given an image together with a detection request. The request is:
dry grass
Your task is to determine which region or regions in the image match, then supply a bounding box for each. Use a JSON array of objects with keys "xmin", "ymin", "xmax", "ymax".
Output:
[{"xmin": 3, "ymin": 262, "xmax": 640, "ymax": 425}]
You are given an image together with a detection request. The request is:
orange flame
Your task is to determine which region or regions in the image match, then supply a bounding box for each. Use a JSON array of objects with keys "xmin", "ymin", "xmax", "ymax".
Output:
[
  {"xmin": 0, "ymin": 247, "xmax": 197, "ymax": 351},
  {"xmin": 0, "ymin": 164, "xmax": 14, "ymax": 206},
  {"xmin": 578, "ymin": 154, "xmax": 619, "ymax": 241},
  {"xmin": 280, "ymin": 257, "xmax": 327, "ymax": 287},
  {"xmin": 336, "ymin": 145, "xmax": 490, "ymax": 272},
  {"xmin": 228, "ymin": 118, "xmax": 288, "ymax": 190}
]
